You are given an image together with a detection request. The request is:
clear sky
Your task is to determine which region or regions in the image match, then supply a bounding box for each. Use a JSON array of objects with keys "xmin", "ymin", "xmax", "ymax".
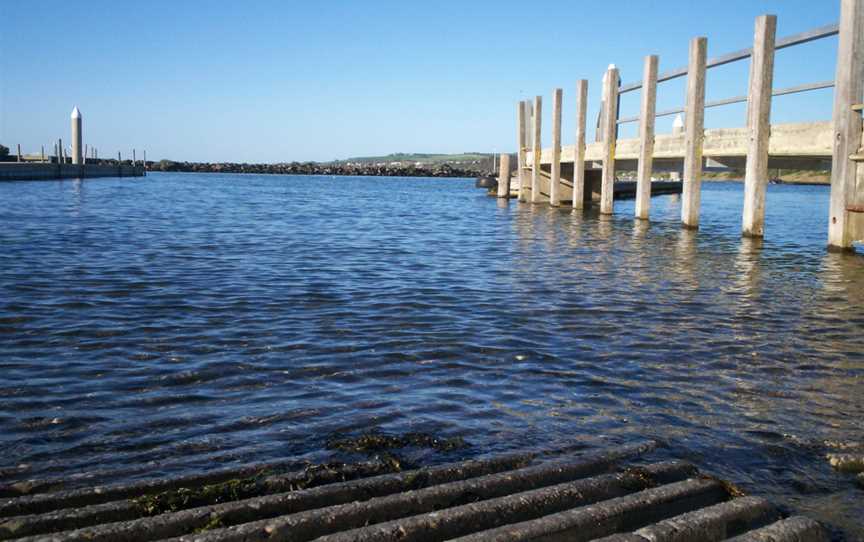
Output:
[{"xmin": 0, "ymin": 0, "xmax": 841, "ymax": 163}]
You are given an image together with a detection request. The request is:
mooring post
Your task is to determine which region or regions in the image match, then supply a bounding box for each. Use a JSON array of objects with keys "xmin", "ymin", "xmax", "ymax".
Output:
[
  {"xmin": 83, "ymin": 144, "xmax": 88, "ymax": 165},
  {"xmin": 600, "ymin": 66, "xmax": 620, "ymax": 215},
  {"xmin": 681, "ymin": 37, "xmax": 708, "ymax": 229},
  {"xmin": 143, "ymin": 150, "xmax": 147, "ymax": 173},
  {"xmin": 572, "ymin": 80, "xmax": 588, "ymax": 210},
  {"xmin": 828, "ymin": 0, "xmax": 864, "ymax": 250},
  {"xmin": 497, "ymin": 154, "xmax": 511, "ymax": 198},
  {"xmin": 516, "ymin": 102, "xmax": 526, "ymax": 201},
  {"xmin": 522, "ymin": 100, "xmax": 534, "ymax": 202},
  {"xmin": 531, "ymin": 95, "xmax": 543, "ymax": 203},
  {"xmin": 41, "ymin": 145, "xmax": 45, "ymax": 162},
  {"xmin": 16, "ymin": 144, "xmax": 21, "ymax": 162},
  {"xmin": 742, "ymin": 15, "xmax": 778, "ymax": 238},
  {"xmin": 58, "ymin": 139, "xmax": 63, "ymax": 164},
  {"xmin": 635, "ymin": 55, "xmax": 659, "ymax": 220},
  {"xmin": 133, "ymin": 149, "xmax": 137, "ymax": 166},
  {"xmin": 550, "ymin": 88, "xmax": 563, "ymax": 206},
  {"xmin": 71, "ymin": 107, "xmax": 82, "ymax": 165}
]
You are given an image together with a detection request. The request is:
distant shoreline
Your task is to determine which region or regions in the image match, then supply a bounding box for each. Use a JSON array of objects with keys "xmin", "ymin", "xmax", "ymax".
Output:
[{"xmin": 144, "ymin": 160, "xmax": 490, "ymax": 178}]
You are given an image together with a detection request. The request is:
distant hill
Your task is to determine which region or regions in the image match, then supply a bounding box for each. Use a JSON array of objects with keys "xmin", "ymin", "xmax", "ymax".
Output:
[{"xmin": 329, "ymin": 152, "xmax": 494, "ymax": 167}]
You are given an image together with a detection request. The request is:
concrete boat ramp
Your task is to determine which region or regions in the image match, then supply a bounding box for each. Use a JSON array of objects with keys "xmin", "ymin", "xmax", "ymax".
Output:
[{"xmin": 0, "ymin": 441, "xmax": 829, "ymax": 541}]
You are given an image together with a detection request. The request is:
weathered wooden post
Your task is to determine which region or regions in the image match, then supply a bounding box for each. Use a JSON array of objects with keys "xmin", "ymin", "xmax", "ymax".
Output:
[
  {"xmin": 517, "ymin": 101, "xmax": 528, "ymax": 202},
  {"xmin": 531, "ymin": 95, "xmax": 543, "ymax": 203},
  {"xmin": 550, "ymin": 88, "xmax": 563, "ymax": 206},
  {"xmin": 828, "ymin": 0, "xmax": 864, "ymax": 250},
  {"xmin": 83, "ymin": 144, "xmax": 88, "ymax": 165},
  {"xmin": 133, "ymin": 149, "xmax": 137, "ymax": 166},
  {"xmin": 520, "ymin": 100, "xmax": 534, "ymax": 202},
  {"xmin": 71, "ymin": 107, "xmax": 83, "ymax": 165},
  {"xmin": 742, "ymin": 15, "xmax": 777, "ymax": 238},
  {"xmin": 635, "ymin": 55, "xmax": 659, "ymax": 220},
  {"xmin": 16, "ymin": 144, "xmax": 21, "ymax": 162},
  {"xmin": 497, "ymin": 154, "xmax": 511, "ymax": 198},
  {"xmin": 600, "ymin": 66, "xmax": 620, "ymax": 214},
  {"xmin": 573, "ymin": 80, "xmax": 588, "ymax": 209},
  {"xmin": 681, "ymin": 37, "xmax": 708, "ymax": 229},
  {"xmin": 58, "ymin": 139, "xmax": 63, "ymax": 164},
  {"xmin": 41, "ymin": 145, "xmax": 45, "ymax": 162}
]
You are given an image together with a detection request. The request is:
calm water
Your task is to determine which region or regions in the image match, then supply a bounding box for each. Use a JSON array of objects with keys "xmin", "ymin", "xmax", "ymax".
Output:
[{"xmin": 1, "ymin": 174, "xmax": 863, "ymax": 537}]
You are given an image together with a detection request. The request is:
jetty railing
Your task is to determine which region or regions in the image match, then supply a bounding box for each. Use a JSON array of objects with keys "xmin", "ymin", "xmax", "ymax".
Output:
[{"xmin": 505, "ymin": 0, "xmax": 864, "ymax": 252}]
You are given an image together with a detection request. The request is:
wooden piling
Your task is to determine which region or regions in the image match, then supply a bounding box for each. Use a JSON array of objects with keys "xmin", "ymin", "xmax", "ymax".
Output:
[
  {"xmin": 497, "ymin": 154, "xmax": 511, "ymax": 198},
  {"xmin": 519, "ymin": 100, "xmax": 533, "ymax": 203},
  {"xmin": 600, "ymin": 67, "xmax": 620, "ymax": 215},
  {"xmin": 550, "ymin": 88, "xmax": 563, "ymax": 206},
  {"xmin": 828, "ymin": 0, "xmax": 864, "ymax": 250},
  {"xmin": 41, "ymin": 146, "xmax": 45, "ymax": 162},
  {"xmin": 573, "ymin": 80, "xmax": 588, "ymax": 210},
  {"xmin": 635, "ymin": 55, "xmax": 659, "ymax": 220},
  {"xmin": 531, "ymin": 95, "xmax": 543, "ymax": 204},
  {"xmin": 16, "ymin": 144, "xmax": 21, "ymax": 162},
  {"xmin": 742, "ymin": 15, "xmax": 778, "ymax": 238},
  {"xmin": 681, "ymin": 37, "xmax": 708, "ymax": 229},
  {"xmin": 516, "ymin": 104, "xmax": 525, "ymax": 201}
]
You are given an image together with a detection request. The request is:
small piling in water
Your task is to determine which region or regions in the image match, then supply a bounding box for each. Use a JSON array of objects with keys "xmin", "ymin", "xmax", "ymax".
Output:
[
  {"xmin": 550, "ymin": 88, "xmax": 563, "ymax": 206},
  {"xmin": 573, "ymin": 79, "xmax": 588, "ymax": 210},
  {"xmin": 600, "ymin": 65, "xmax": 619, "ymax": 215},
  {"xmin": 681, "ymin": 37, "xmax": 707, "ymax": 229},
  {"xmin": 531, "ymin": 95, "xmax": 543, "ymax": 204},
  {"xmin": 497, "ymin": 154, "xmax": 511, "ymax": 198},
  {"xmin": 634, "ymin": 55, "xmax": 658, "ymax": 220},
  {"xmin": 742, "ymin": 15, "xmax": 777, "ymax": 238}
]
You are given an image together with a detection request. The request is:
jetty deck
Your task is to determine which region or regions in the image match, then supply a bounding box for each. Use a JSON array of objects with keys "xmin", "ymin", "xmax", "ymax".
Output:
[
  {"xmin": 495, "ymin": 0, "xmax": 864, "ymax": 251},
  {"xmin": 0, "ymin": 163, "xmax": 145, "ymax": 181},
  {"xmin": 0, "ymin": 442, "xmax": 829, "ymax": 541}
]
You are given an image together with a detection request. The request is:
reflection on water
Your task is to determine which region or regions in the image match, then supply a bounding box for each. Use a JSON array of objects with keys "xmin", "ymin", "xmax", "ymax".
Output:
[{"xmin": 0, "ymin": 176, "xmax": 862, "ymax": 537}]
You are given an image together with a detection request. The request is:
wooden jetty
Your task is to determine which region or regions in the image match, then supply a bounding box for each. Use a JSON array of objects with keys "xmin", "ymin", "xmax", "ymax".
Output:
[
  {"xmin": 496, "ymin": 0, "xmax": 864, "ymax": 252},
  {"xmin": 0, "ymin": 441, "xmax": 830, "ymax": 541}
]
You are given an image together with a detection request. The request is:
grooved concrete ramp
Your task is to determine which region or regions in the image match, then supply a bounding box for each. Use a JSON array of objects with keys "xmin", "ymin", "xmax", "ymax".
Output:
[{"xmin": 0, "ymin": 442, "xmax": 828, "ymax": 541}]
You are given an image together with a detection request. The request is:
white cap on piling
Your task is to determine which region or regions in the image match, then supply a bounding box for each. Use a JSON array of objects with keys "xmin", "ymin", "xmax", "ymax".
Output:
[
  {"xmin": 673, "ymin": 114, "xmax": 684, "ymax": 128},
  {"xmin": 71, "ymin": 106, "xmax": 82, "ymax": 119},
  {"xmin": 608, "ymin": 64, "xmax": 617, "ymax": 70}
]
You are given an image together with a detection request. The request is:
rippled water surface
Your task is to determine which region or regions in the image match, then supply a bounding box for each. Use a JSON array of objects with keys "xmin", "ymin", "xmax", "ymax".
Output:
[{"xmin": 1, "ymin": 174, "xmax": 863, "ymax": 537}]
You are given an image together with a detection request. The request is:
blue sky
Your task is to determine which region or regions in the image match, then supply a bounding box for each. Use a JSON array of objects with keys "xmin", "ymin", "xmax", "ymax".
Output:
[{"xmin": 0, "ymin": 1, "xmax": 841, "ymax": 163}]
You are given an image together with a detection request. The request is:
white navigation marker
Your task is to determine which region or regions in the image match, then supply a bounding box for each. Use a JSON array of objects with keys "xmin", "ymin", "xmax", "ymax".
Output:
[
  {"xmin": 672, "ymin": 113, "xmax": 684, "ymax": 135},
  {"xmin": 71, "ymin": 107, "xmax": 83, "ymax": 165}
]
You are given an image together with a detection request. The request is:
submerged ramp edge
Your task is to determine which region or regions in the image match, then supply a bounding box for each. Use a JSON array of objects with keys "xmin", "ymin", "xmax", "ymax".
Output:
[{"xmin": 0, "ymin": 440, "xmax": 829, "ymax": 542}]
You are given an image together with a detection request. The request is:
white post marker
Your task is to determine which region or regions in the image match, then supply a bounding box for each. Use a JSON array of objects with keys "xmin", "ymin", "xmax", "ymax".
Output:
[
  {"xmin": 71, "ymin": 107, "xmax": 83, "ymax": 165},
  {"xmin": 672, "ymin": 113, "xmax": 684, "ymax": 135}
]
